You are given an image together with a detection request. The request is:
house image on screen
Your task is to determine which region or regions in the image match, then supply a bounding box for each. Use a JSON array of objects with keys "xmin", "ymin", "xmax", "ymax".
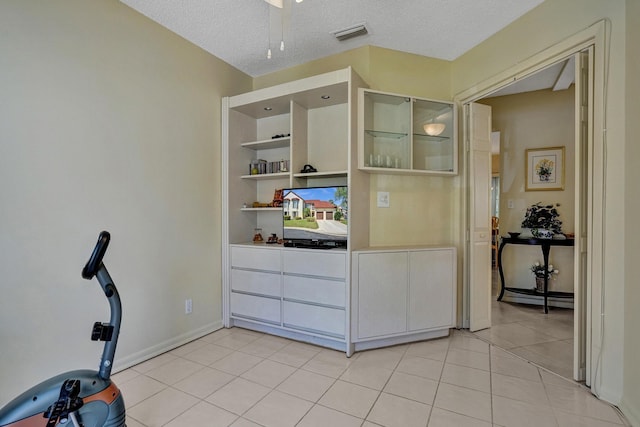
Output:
[{"xmin": 283, "ymin": 190, "xmax": 338, "ymax": 220}]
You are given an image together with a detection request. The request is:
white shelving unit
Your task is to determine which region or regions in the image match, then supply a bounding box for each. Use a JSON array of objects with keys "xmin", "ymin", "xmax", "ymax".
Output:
[
  {"xmin": 222, "ymin": 69, "xmax": 460, "ymax": 356},
  {"xmin": 222, "ymin": 68, "xmax": 369, "ymax": 355}
]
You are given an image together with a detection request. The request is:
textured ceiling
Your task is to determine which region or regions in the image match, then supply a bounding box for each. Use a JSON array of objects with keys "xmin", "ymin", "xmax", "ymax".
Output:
[{"xmin": 120, "ymin": 0, "xmax": 544, "ymax": 77}]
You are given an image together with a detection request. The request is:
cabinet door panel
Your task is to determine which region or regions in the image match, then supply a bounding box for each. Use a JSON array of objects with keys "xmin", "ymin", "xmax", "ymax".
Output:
[
  {"xmin": 283, "ymin": 250, "xmax": 346, "ymax": 279},
  {"xmin": 231, "ymin": 246, "xmax": 280, "ymax": 271},
  {"xmin": 231, "ymin": 269, "xmax": 281, "ymax": 297},
  {"xmin": 357, "ymin": 252, "xmax": 408, "ymax": 338},
  {"xmin": 283, "ymin": 275, "xmax": 345, "ymax": 307},
  {"xmin": 408, "ymin": 249, "xmax": 455, "ymax": 330},
  {"xmin": 283, "ymin": 301, "xmax": 345, "ymax": 337},
  {"xmin": 231, "ymin": 292, "xmax": 280, "ymax": 324}
]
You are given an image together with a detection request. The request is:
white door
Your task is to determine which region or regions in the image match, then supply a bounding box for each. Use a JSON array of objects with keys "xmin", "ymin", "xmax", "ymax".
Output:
[
  {"xmin": 468, "ymin": 102, "xmax": 493, "ymax": 332},
  {"xmin": 574, "ymin": 48, "xmax": 592, "ymax": 382}
]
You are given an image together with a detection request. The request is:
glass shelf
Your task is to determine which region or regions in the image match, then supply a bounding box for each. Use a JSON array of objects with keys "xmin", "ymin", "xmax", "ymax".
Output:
[
  {"xmin": 364, "ymin": 130, "xmax": 408, "ymax": 139},
  {"xmin": 413, "ymin": 133, "xmax": 451, "ymax": 142}
]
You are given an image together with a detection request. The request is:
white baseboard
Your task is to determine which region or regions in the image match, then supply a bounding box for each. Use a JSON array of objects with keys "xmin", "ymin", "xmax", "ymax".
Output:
[
  {"xmin": 113, "ymin": 320, "xmax": 224, "ymax": 372},
  {"xmin": 618, "ymin": 397, "xmax": 639, "ymax": 427}
]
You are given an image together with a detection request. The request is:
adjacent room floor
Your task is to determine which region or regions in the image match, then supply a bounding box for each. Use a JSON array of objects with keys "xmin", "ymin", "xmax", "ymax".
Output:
[
  {"xmin": 113, "ymin": 327, "xmax": 628, "ymax": 427},
  {"xmin": 473, "ymin": 269, "xmax": 574, "ymax": 379}
]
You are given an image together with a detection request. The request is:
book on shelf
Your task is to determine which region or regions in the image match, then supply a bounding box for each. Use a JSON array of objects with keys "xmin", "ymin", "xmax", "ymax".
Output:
[{"xmin": 249, "ymin": 159, "xmax": 289, "ymax": 175}]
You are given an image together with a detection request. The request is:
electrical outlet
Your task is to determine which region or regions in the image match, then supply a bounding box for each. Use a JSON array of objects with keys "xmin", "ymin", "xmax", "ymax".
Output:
[
  {"xmin": 508, "ymin": 199, "xmax": 514, "ymax": 209},
  {"xmin": 185, "ymin": 299, "xmax": 193, "ymax": 314}
]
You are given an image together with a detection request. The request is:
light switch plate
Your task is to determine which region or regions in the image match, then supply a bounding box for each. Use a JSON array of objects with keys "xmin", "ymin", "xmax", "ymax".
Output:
[{"xmin": 377, "ymin": 191, "xmax": 390, "ymax": 208}]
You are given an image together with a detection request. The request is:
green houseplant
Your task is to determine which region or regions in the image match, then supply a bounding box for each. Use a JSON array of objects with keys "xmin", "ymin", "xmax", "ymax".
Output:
[{"xmin": 521, "ymin": 202, "xmax": 562, "ymax": 237}]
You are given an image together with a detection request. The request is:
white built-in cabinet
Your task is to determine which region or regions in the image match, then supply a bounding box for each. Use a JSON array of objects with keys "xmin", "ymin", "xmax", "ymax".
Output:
[
  {"xmin": 223, "ymin": 68, "xmax": 369, "ymax": 247},
  {"xmin": 222, "ymin": 68, "xmax": 458, "ymax": 356},
  {"xmin": 352, "ymin": 247, "xmax": 457, "ymax": 350},
  {"xmin": 230, "ymin": 245, "xmax": 348, "ymax": 350},
  {"xmin": 222, "ymin": 68, "xmax": 367, "ymax": 354}
]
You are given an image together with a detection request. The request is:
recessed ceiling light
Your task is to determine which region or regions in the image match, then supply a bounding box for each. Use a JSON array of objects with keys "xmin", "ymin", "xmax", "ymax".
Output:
[
  {"xmin": 264, "ymin": 107, "xmax": 273, "ymax": 111},
  {"xmin": 321, "ymin": 95, "xmax": 330, "ymax": 99}
]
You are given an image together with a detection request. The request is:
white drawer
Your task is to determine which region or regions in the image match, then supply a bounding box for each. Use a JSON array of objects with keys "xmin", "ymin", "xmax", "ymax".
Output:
[
  {"xmin": 231, "ymin": 269, "xmax": 281, "ymax": 297},
  {"xmin": 283, "ymin": 275, "xmax": 345, "ymax": 307},
  {"xmin": 231, "ymin": 292, "xmax": 280, "ymax": 324},
  {"xmin": 282, "ymin": 250, "xmax": 346, "ymax": 279},
  {"xmin": 231, "ymin": 246, "xmax": 280, "ymax": 271},
  {"xmin": 283, "ymin": 301, "xmax": 345, "ymax": 337}
]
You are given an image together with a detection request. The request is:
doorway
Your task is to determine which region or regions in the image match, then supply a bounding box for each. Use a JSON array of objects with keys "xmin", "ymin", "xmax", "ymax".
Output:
[
  {"xmin": 460, "ymin": 24, "xmax": 605, "ymax": 386},
  {"xmin": 480, "ymin": 78, "xmax": 577, "ymax": 380}
]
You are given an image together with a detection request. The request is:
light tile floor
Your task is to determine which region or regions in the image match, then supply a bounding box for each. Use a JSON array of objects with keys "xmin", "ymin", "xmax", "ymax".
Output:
[
  {"xmin": 473, "ymin": 270, "xmax": 574, "ymax": 378},
  {"xmin": 113, "ymin": 327, "xmax": 629, "ymax": 427}
]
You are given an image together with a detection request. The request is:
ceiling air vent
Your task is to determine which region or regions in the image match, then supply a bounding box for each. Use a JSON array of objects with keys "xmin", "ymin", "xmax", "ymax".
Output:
[{"xmin": 332, "ymin": 23, "xmax": 368, "ymax": 41}]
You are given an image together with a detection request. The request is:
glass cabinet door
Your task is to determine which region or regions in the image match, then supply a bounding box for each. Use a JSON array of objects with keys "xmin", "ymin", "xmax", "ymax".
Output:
[
  {"xmin": 362, "ymin": 91, "xmax": 411, "ymax": 170},
  {"xmin": 412, "ymin": 98, "xmax": 455, "ymax": 172},
  {"xmin": 359, "ymin": 89, "xmax": 457, "ymax": 175}
]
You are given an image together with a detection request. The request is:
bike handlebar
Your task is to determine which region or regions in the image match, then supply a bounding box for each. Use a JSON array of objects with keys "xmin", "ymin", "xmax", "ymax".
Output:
[{"xmin": 82, "ymin": 231, "xmax": 110, "ymax": 280}]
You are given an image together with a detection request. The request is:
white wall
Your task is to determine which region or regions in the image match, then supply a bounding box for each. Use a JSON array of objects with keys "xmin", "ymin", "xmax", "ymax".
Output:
[
  {"xmin": 623, "ymin": 0, "xmax": 640, "ymax": 424},
  {"xmin": 0, "ymin": 0, "xmax": 251, "ymax": 406}
]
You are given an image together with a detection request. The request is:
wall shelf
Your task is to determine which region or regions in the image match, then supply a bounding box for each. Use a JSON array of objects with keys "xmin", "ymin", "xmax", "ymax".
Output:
[
  {"xmin": 240, "ymin": 207, "xmax": 282, "ymax": 212},
  {"xmin": 240, "ymin": 172, "xmax": 290, "ymax": 180},
  {"xmin": 292, "ymin": 170, "xmax": 348, "ymax": 179},
  {"xmin": 241, "ymin": 136, "xmax": 290, "ymax": 150}
]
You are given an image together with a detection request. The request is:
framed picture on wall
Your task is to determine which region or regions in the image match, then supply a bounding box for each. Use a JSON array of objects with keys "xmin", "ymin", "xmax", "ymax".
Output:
[{"xmin": 525, "ymin": 146, "xmax": 565, "ymax": 191}]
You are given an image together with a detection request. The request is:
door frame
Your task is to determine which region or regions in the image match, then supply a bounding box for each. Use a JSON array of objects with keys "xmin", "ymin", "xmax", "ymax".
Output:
[{"xmin": 456, "ymin": 20, "xmax": 607, "ymax": 387}]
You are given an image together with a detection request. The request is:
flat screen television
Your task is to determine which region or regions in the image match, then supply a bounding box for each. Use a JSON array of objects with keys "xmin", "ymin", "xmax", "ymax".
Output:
[{"xmin": 282, "ymin": 186, "xmax": 348, "ymax": 249}]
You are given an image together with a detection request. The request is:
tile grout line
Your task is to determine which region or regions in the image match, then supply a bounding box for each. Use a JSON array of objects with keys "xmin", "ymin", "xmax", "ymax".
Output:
[{"xmin": 423, "ymin": 333, "xmax": 451, "ymax": 427}]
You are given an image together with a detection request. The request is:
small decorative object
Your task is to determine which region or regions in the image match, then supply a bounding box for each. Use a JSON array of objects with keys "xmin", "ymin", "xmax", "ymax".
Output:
[
  {"xmin": 300, "ymin": 164, "xmax": 317, "ymax": 173},
  {"xmin": 508, "ymin": 232, "xmax": 521, "ymax": 238},
  {"xmin": 269, "ymin": 189, "xmax": 283, "ymax": 207},
  {"xmin": 252, "ymin": 228, "xmax": 264, "ymax": 243},
  {"xmin": 521, "ymin": 202, "xmax": 562, "ymax": 238},
  {"xmin": 525, "ymin": 146, "xmax": 565, "ymax": 191},
  {"xmin": 530, "ymin": 262, "xmax": 559, "ymax": 292},
  {"xmin": 271, "ymin": 133, "xmax": 290, "ymax": 139},
  {"xmin": 242, "ymin": 202, "xmax": 248, "ymax": 209},
  {"xmin": 266, "ymin": 233, "xmax": 279, "ymax": 244},
  {"xmin": 532, "ymin": 228, "xmax": 554, "ymax": 239}
]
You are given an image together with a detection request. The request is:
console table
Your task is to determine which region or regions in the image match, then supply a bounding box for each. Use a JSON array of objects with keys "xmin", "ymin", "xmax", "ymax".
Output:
[{"xmin": 497, "ymin": 236, "xmax": 574, "ymax": 313}]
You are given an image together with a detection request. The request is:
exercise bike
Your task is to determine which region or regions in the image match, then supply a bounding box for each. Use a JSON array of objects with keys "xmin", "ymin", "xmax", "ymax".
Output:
[{"xmin": 0, "ymin": 231, "xmax": 126, "ymax": 427}]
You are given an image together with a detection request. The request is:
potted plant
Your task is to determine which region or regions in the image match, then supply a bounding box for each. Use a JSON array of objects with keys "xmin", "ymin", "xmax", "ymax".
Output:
[
  {"xmin": 530, "ymin": 262, "xmax": 559, "ymax": 292},
  {"xmin": 521, "ymin": 202, "xmax": 562, "ymax": 238}
]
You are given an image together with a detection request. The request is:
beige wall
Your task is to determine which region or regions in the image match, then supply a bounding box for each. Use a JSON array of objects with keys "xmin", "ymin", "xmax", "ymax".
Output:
[
  {"xmin": 255, "ymin": 46, "xmax": 460, "ymax": 249},
  {"xmin": 482, "ymin": 88, "xmax": 575, "ymax": 293},
  {"xmin": 253, "ymin": 45, "xmax": 452, "ymax": 101},
  {"xmin": 1, "ymin": 0, "xmax": 637, "ymax": 421},
  {"xmin": 623, "ymin": 0, "xmax": 640, "ymax": 424},
  {"xmin": 0, "ymin": 0, "xmax": 251, "ymax": 406},
  {"xmin": 452, "ymin": 0, "xmax": 628, "ymax": 411}
]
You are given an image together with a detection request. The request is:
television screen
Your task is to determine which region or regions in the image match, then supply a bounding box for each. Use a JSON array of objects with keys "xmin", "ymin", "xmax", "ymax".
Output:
[{"xmin": 282, "ymin": 186, "xmax": 348, "ymax": 247}]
